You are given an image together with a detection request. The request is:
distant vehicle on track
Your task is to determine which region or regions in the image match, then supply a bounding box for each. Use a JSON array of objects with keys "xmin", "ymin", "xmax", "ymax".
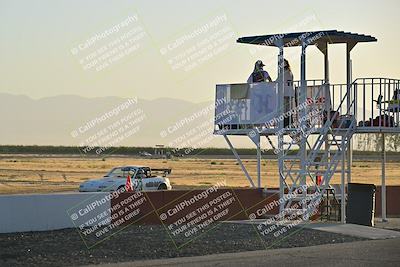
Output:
[
  {"xmin": 79, "ymin": 166, "xmax": 172, "ymax": 192},
  {"xmin": 139, "ymin": 151, "xmax": 152, "ymax": 157}
]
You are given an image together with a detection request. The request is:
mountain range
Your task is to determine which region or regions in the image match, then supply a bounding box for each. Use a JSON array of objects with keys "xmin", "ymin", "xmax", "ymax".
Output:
[{"xmin": 0, "ymin": 93, "xmax": 225, "ymax": 148}]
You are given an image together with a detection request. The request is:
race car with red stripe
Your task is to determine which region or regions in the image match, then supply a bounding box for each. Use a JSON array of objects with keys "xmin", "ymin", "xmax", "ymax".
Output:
[{"xmin": 79, "ymin": 166, "xmax": 172, "ymax": 192}]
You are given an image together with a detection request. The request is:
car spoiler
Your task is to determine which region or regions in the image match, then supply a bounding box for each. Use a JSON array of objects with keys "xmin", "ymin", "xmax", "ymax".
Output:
[{"xmin": 151, "ymin": 168, "xmax": 172, "ymax": 177}]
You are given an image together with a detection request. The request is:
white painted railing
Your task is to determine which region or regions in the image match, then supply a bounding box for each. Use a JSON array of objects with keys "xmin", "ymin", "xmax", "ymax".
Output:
[
  {"xmin": 214, "ymin": 78, "xmax": 400, "ymax": 133},
  {"xmin": 215, "ymin": 82, "xmax": 278, "ymax": 129},
  {"xmin": 353, "ymin": 78, "xmax": 400, "ymax": 129}
]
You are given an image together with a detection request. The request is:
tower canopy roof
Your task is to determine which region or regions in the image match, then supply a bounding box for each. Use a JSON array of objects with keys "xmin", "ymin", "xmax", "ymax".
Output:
[{"xmin": 237, "ymin": 30, "xmax": 377, "ymax": 47}]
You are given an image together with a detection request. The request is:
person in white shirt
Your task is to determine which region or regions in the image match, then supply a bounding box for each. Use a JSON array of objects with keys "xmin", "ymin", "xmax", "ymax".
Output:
[
  {"xmin": 276, "ymin": 59, "xmax": 295, "ymax": 126},
  {"xmin": 276, "ymin": 58, "xmax": 294, "ymax": 96},
  {"xmin": 247, "ymin": 60, "xmax": 272, "ymax": 83}
]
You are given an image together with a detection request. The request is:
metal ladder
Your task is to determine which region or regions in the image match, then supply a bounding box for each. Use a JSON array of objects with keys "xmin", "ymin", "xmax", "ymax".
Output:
[{"xmin": 278, "ymin": 84, "xmax": 356, "ymax": 221}]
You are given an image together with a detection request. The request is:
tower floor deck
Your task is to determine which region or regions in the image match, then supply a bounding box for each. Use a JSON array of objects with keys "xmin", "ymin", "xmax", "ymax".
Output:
[{"xmin": 214, "ymin": 126, "xmax": 400, "ymax": 136}]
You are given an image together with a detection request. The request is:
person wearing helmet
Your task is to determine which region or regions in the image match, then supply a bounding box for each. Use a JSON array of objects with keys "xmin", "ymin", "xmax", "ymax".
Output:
[{"xmin": 247, "ymin": 60, "xmax": 272, "ymax": 83}]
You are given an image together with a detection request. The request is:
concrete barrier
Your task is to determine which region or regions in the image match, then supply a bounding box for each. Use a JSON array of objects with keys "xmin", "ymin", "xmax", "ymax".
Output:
[
  {"xmin": 0, "ymin": 192, "xmax": 110, "ymax": 233},
  {"xmin": 0, "ymin": 186, "xmax": 399, "ymax": 234}
]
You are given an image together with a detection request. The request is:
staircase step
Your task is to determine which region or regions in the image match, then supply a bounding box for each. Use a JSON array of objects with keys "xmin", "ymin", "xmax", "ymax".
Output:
[
  {"xmin": 283, "ymin": 194, "xmax": 317, "ymax": 201},
  {"xmin": 311, "ymin": 170, "xmax": 344, "ymax": 174},
  {"xmin": 283, "ymin": 156, "xmax": 301, "ymax": 160},
  {"xmin": 327, "ymin": 141, "xmax": 342, "ymax": 145},
  {"xmin": 282, "ymin": 208, "xmax": 308, "ymax": 215},
  {"xmin": 308, "ymin": 162, "xmax": 330, "ymax": 166},
  {"xmin": 278, "ymin": 106, "xmax": 356, "ymax": 222},
  {"xmin": 283, "ymin": 141, "xmax": 300, "ymax": 145}
]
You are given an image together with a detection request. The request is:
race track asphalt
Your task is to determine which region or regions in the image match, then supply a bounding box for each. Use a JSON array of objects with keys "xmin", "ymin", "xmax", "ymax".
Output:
[{"xmin": 97, "ymin": 238, "xmax": 400, "ymax": 267}]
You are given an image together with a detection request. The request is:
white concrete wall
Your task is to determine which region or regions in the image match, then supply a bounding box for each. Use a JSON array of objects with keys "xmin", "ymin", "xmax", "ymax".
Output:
[{"xmin": 0, "ymin": 193, "xmax": 111, "ymax": 233}]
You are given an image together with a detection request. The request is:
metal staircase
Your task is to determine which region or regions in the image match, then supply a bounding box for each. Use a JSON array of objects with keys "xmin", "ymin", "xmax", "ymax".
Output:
[{"xmin": 278, "ymin": 84, "xmax": 356, "ymax": 221}]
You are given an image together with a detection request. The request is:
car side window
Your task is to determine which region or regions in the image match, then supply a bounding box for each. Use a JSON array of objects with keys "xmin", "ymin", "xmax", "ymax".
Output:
[{"xmin": 108, "ymin": 167, "xmax": 136, "ymax": 178}]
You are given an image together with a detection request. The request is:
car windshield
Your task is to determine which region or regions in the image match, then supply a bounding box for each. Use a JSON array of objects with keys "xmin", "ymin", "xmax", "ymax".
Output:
[{"xmin": 105, "ymin": 167, "xmax": 136, "ymax": 178}]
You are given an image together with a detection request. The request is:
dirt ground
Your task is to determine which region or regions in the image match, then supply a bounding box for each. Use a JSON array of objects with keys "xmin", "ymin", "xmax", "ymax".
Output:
[{"xmin": 0, "ymin": 154, "xmax": 399, "ymax": 194}]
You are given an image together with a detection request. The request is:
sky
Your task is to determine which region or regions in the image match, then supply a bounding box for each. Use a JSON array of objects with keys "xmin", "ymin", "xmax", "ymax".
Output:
[{"xmin": 1, "ymin": 0, "xmax": 399, "ymax": 103}]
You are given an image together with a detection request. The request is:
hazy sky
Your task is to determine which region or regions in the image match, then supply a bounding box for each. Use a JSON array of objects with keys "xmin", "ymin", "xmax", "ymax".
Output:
[{"xmin": 1, "ymin": 0, "xmax": 399, "ymax": 104}]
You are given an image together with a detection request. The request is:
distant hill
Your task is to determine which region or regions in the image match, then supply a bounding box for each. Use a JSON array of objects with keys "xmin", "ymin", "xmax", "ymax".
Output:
[
  {"xmin": 0, "ymin": 93, "xmax": 227, "ymax": 149},
  {"xmin": 1, "ymin": 93, "xmax": 381, "ymax": 153}
]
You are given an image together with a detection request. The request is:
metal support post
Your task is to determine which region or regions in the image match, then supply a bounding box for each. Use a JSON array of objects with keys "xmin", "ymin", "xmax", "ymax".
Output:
[
  {"xmin": 300, "ymin": 42, "xmax": 307, "ymax": 207},
  {"xmin": 381, "ymin": 133, "xmax": 387, "ymax": 222}
]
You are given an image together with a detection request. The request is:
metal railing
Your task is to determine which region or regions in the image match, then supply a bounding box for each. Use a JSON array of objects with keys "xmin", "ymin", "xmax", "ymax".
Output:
[
  {"xmin": 214, "ymin": 78, "xmax": 400, "ymax": 133},
  {"xmin": 353, "ymin": 78, "xmax": 400, "ymax": 129}
]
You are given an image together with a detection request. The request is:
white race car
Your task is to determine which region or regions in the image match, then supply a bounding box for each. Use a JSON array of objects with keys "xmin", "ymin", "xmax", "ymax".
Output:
[{"xmin": 79, "ymin": 166, "xmax": 172, "ymax": 192}]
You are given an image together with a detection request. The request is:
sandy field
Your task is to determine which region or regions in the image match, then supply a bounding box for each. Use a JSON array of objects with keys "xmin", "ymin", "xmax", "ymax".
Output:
[{"xmin": 0, "ymin": 154, "xmax": 399, "ymax": 194}]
